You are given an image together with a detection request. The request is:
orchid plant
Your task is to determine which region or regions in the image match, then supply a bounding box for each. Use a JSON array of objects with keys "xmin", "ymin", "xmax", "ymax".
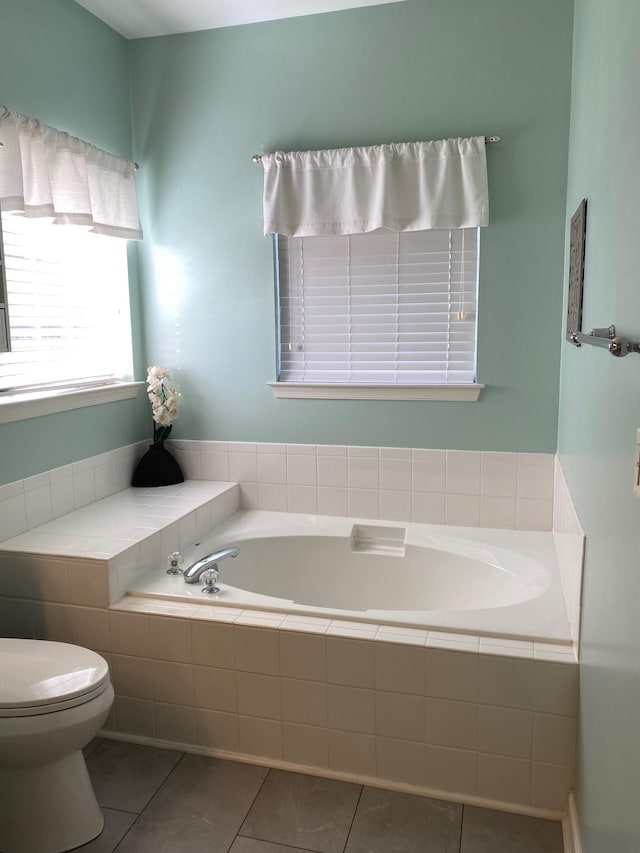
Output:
[{"xmin": 146, "ymin": 366, "xmax": 180, "ymax": 446}]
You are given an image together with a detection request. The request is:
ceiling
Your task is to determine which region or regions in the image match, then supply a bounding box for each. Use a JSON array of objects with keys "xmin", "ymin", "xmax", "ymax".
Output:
[{"xmin": 73, "ymin": 0, "xmax": 406, "ymax": 39}]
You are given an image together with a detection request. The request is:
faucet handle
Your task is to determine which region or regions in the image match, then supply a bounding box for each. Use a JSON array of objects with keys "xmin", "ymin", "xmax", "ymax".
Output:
[
  {"xmin": 166, "ymin": 552, "xmax": 184, "ymax": 575},
  {"xmin": 201, "ymin": 566, "xmax": 220, "ymax": 595}
]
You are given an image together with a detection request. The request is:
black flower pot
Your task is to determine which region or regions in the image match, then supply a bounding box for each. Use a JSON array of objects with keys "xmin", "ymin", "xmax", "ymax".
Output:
[{"xmin": 132, "ymin": 443, "xmax": 184, "ymax": 487}]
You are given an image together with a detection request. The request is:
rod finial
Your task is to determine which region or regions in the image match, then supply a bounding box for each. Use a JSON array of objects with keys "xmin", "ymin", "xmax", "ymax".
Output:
[{"xmin": 251, "ymin": 154, "xmax": 263, "ymax": 163}]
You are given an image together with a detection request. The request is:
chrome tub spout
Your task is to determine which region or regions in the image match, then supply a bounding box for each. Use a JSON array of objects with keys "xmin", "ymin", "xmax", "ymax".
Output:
[{"xmin": 183, "ymin": 546, "xmax": 240, "ymax": 584}]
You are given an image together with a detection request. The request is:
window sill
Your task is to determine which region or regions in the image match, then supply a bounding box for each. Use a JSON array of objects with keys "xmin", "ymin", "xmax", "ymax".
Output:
[
  {"xmin": 267, "ymin": 382, "xmax": 484, "ymax": 401},
  {"xmin": 0, "ymin": 381, "xmax": 143, "ymax": 424}
]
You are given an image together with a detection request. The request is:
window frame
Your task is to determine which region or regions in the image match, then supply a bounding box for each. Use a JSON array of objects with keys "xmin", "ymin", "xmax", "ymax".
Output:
[{"xmin": 0, "ymin": 213, "xmax": 141, "ymax": 421}]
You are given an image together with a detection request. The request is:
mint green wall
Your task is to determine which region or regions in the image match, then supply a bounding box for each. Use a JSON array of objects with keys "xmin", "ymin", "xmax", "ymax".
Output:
[
  {"xmin": 0, "ymin": 0, "xmax": 148, "ymax": 485},
  {"xmin": 559, "ymin": 1, "xmax": 640, "ymax": 850},
  {"xmin": 129, "ymin": 0, "xmax": 573, "ymax": 451}
]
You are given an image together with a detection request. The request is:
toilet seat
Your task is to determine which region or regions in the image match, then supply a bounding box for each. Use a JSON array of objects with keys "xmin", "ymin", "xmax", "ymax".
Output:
[{"xmin": 0, "ymin": 639, "xmax": 110, "ymax": 717}]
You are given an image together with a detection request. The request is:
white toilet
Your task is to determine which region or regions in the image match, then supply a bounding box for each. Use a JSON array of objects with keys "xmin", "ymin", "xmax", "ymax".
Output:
[{"xmin": 0, "ymin": 639, "xmax": 114, "ymax": 853}]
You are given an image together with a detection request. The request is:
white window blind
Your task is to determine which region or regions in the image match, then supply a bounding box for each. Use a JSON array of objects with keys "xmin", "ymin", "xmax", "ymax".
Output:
[
  {"xmin": 277, "ymin": 228, "xmax": 479, "ymax": 385},
  {"xmin": 0, "ymin": 213, "xmax": 132, "ymax": 391}
]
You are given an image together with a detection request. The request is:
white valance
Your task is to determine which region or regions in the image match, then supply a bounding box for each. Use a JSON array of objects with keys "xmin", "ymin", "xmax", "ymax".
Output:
[
  {"xmin": 262, "ymin": 136, "xmax": 489, "ymax": 237},
  {"xmin": 0, "ymin": 105, "xmax": 142, "ymax": 240}
]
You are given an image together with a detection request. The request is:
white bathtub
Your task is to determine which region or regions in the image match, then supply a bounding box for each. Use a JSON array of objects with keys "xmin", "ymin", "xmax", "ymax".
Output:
[{"xmin": 128, "ymin": 510, "xmax": 572, "ymax": 643}]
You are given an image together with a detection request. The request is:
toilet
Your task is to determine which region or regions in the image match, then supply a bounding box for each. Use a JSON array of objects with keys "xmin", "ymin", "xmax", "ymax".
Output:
[{"xmin": 0, "ymin": 639, "xmax": 114, "ymax": 853}]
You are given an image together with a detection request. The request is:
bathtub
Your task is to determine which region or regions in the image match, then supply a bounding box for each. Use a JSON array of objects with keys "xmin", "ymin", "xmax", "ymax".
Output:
[{"xmin": 128, "ymin": 510, "xmax": 572, "ymax": 644}]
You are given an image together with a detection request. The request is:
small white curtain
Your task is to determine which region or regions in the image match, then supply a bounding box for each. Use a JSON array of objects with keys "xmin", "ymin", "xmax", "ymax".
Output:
[
  {"xmin": 0, "ymin": 105, "xmax": 142, "ymax": 240},
  {"xmin": 262, "ymin": 136, "xmax": 489, "ymax": 237}
]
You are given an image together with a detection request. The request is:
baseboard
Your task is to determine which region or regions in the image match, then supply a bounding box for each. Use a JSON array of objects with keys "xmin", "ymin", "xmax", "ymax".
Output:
[
  {"xmin": 562, "ymin": 792, "xmax": 583, "ymax": 853},
  {"xmin": 98, "ymin": 728, "xmax": 565, "ymax": 822}
]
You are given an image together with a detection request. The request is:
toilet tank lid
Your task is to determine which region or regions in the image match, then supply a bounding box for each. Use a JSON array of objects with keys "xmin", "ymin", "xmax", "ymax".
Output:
[{"xmin": 0, "ymin": 639, "xmax": 110, "ymax": 709}]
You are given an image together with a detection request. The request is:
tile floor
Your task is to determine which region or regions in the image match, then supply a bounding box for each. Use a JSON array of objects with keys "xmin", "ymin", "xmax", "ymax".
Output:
[{"xmin": 79, "ymin": 738, "xmax": 565, "ymax": 853}]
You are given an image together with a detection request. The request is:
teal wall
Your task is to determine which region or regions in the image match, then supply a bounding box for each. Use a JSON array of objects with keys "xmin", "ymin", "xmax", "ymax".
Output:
[
  {"xmin": 558, "ymin": 1, "xmax": 640, "ymax": 850},
  {"xmin": 0, "ymin": 0, "xmax": 148, "ymax": 485},
  {"xmin": 129, "ymin": 0, "xmax": 574, "ymax": 451}
]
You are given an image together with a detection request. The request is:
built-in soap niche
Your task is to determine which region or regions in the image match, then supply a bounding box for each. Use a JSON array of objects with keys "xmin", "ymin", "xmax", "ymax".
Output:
[{"xmin": 350, "ymin": 523, "xmax": 407, "ymax": 556}]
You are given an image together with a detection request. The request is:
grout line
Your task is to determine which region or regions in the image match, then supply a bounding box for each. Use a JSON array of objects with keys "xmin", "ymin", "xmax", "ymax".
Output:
[{"xmin": 340, "ymin": 782, "xmax": 365, "ymax": 853}]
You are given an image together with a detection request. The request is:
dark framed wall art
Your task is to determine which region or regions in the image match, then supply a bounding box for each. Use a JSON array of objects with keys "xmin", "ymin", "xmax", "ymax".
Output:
[{"xmin": 566, "ymin": 198, "xmax": 587, "ymax": 341}]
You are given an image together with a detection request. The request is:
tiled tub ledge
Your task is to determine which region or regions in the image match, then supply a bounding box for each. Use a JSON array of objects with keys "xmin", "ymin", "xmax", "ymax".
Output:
[{"xmin": 0, "ymin": 480, "xmax": 578, "ymax": 819}]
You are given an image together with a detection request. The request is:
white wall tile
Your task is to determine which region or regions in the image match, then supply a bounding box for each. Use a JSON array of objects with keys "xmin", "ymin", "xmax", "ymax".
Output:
[
  {"xmin": 348, "ymin": 488, "xmax": 379, "ymax": 519},
  {"xmin": 66, "ymin": 559, "xmax": 108, "ymax": 608},
  {"xmin": 287, "ymin": 485, "xmax": 317, "ymax": 514},
  {"xmin": 280, "ymin": 631, "xmax": 326, "ymax": 681},
  {"xmin": 478, "ymin": 656, "xmax": 535, "ymax": 710},
  {"xmin": 234, "ymin": 626, "xmax": 280, "ymax": 675},
  {"xmin": 380, "ymin": 458, "xmax": 411, "ymax": 491},
  {"xmin": 379, "ymin": 490, "xmax": 412, "ymax": 522},
  {"xmin": 281, "ymin": 678, "xmax": 327, "ymax": 727},
  {"xmin": 425, "ymin": 698, "xmax": 477, "ymax": 751},
  {"xmin": 317, "ymin": 455, "xmax": 348, "ymax": 488},
  {"xmin": 317, "ymin": 487, "xmax": 348, "ymax": 517},
  {"xmin": 148, "ymin": 615, "xmax": 191, "ymax": 663},
  {"xmin": 283, "ymin": 723, "xmax": 329, "ymax": 767},
  {"xmin": 196, "ymin": 708, "xmax": 239, "ymax": 752},
  {"xmin": 412, "ymin": 492, "xmax": 446, "ymax": 524},
  {"xmin": 481, "ymin": 452, "xmax": 518, "ymax": 497},
  {"xmin": 517, "ymin": 453, "xmax": 555, "ymax": 499},
  {"xmin": 152, "ymin": 660, "xmax": 195, "ymax": 706},
  {"xmin": 257, "ymin": 452, "xmax": 287, "ymax": 484},
  {"xmin": 375, "ymin": 691, "xmax": 425, "ymax": 741},
  {"xmin": 326, "ymin": 636, "xmax": 374, "ymax": 688},
  {"xmin": 228, "ymin": 452, "xmax": 257, "ymax": 483},
  {"xmin": 533, "ymin": 661, "xmax": 579, "ymax": 716},
  {"xmin": 328, "ymin": 684, "xmax": 375, "ymax": 734},
  {"xmin": 478, "ymin": 705, "xmax": 533, "ymax": 759},
  {"xmin": 478, "ymin": 753, "xmax": 531, "ymax": 805},
  {"xmin": 201, "ymin": 451, "xmax": 229, "ymax": 481},
  {"xmin": 533, "ymin": 713, "xmax": 576, "ymax": 766},
  {"xmin": 445, "ymin": 494, "xmax": 480, "ymax": 527},
  {"xmin": 109, "ymin": 610, "xmax": 150, "ymax": 658},
  {"xmin": 191, "ymin": 619, "xmax": 236, "ymax": 669},
  {"xmin": 33, "ymin": 601, "xmax": 73, "ymax": 643},
  {"xmin": 111, "ymin": 654, "xmax": 154, "ymax": 699},
  {"xmin": 412, "ymin": 453, "xmax": 446, "ymax": 494},
  {"xmin": 531, "ymin": 762, "xmax": 573, "ymax": 811},
  {"xmin": 375, "ymin": 642, "xmax": 425, "ymax": 695},
  {"xmin": 71, "ymin": 606, "xmax": 110, "ymax": 652},
  {"xmin": 480, "ymin": 496, "xmax": 516, "ymax": 530},
  {"xmin": 155, "ymin": 702, "xmax": 197, "ymax": 744},
  {"xmin": 377, "ymin": 737, "xmax": 425, "ymax": 786},
  {"xmin": 424, "ymin": 745, "xmax": 477, "ymax": 796},
  {"xmin": 258, "ymin": 483, "xmax": 288, "ymax": 511},
  {"xmin": 24, "ymin": 484, "xmax": 52, "ymax": 529},
  {"xmin": 328, "ymin": 729, "xmax": 376, "ymax": 776},
  {"xmin": 426, "ymin": 648, "xmax": 479, "ymax": 703},
  {"xmin": 0, "ymin": 493, "xmax": 27, "ymax": 541},
  {"xmin": 516, "ymin": 498, "xmax": 553, "ymax": 531},
  {"xmin": 115, "ymin": 696, "xmax": 155, "ymax": 738},
  {"xmin": 238, "ymin": 715, "xmax": 282, "ymax": 759},
  {"xmin": 237, "ymin": 671, "xmax": 281, "ymax": 719},
  {"xmin": 446, "ymin": 451, "xmax": 481, "ymax": 495},
  {"xmin": 348, "ymin": 456, "xmax": 379, "ymax": 489},
  {"xmin": 193, "ymin": 665, "xmax": 237, "ymax": 712},
  {"xmin": 287, "ymin": 454, "xmax": 317, "ymax": 486}
]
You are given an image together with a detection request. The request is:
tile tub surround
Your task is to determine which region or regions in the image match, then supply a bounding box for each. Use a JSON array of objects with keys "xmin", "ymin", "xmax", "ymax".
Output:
[
  {"xmin": 0, "ymin": 480, "xmax": 240, "ymax": 605},
  {"xmin": 0, "ymin": 451, "xmax": 578, "ymax": 818},
  {"xmin": 99, "ymin": 601, "xmax": 577, "ymax": 816},
  {"xmin": 170, "ymin": 441, "xmax": 556, "ymax": 532}
]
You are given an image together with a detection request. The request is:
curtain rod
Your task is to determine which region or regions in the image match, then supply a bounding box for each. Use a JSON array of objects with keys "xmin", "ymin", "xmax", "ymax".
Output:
[
  {"xmin": 251, "ymin": 135, "xmax": 501, "ymax": 163},
  {"xmin": 0, "ymin": 139, "xmax": 139, "ymax": 170}
]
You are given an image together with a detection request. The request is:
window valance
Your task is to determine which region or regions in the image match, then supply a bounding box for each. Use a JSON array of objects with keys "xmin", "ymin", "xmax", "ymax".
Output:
[
  {"xmin": 0, "ymin": 105, "xmax": 142, "ymax": 240},
  {"xmin": 261, "ymin": 136, "xmax": 489, "ymax": 237}
]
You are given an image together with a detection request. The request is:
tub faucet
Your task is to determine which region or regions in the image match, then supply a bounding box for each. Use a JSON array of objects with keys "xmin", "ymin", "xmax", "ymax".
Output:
[{"xmin": 183, "ymin": 547, "xmax": 240, "ymax": 585}]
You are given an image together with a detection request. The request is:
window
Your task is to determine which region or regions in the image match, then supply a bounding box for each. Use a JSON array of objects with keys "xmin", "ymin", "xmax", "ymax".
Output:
[
  {"xmin": 0, "ymin": 213, "xmax": 133, "ymax": 392},
  {"xmin": 273, "ymin": 227, "xmax": 480, "ymax": 399}
]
